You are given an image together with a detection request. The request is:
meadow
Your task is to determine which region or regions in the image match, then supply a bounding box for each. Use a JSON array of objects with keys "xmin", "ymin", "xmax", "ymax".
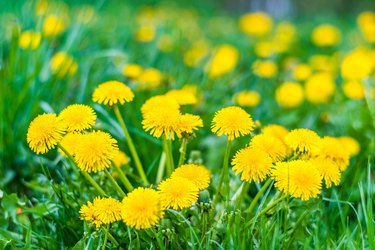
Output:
[{"xmin": 0, "ymin": 0, "xmax": 374, "ymax": 249}]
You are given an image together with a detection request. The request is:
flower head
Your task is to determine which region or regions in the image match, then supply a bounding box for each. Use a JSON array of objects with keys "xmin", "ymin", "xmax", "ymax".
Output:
[
  {"xmin": 165, "ymin": 89, "xmax": 198, "ymax": 105},
  {"xmin": 92, "ymin": 81, "xmax": 134, "ymax": 106},
  {"xmin": 232, "ymin": 147, "xmax": 272, "ymax": 183},
  {"xmin": 19, "ymin": 30, "xmax": 41, "ymax": 49},
  {"xmin": 262, "ymin": 124, "xmax": 289, "ymax": 143},
  {"xmin": 207, "ymin": 44, "xmax": 239, "ymax": 78},
  {"xmin": 276, "ymin": 82, "xmax": 304, "ymax": 108},
  {"xmin": 122, "ymin": 187, "xmax": 164, "ymax": 230},
  {"xmin": 112, "ymin": 150, "xmax": 130, "ymax": 167},
  {"xmin": 293, "ymin": 64, "xmax": 311, "ymax": 81},
  {"xmin": 309, "ymin": 157, "xmax": 341, "ymax": 188},
  {"xmin": 305, "ymin": 73, "xmax": 335, "ymax": 103},
  {"xmin": 136, "ymin": 68, "xmax": 163, "ymax": 90},
  {"xmin": 122, "ymin": 64, "xmax": 143, "ymax": 79},
  {"xmin": 343, "ymin": 81, "xmax": 365, "ymax": 100},
  {"xmin": 233, "ymin": 91, "xmax": 261, "ymax": 108},
  {"xmin": 179, "ymin": 114, "xmax": 203, "ymax": 136},
  {"xmin": 74, "ymin": 131, "xmax": 119, "ymax": 173},
  {"xmin": 250, "ymin": 134, "xmax": 287, "ymax": 162},
  {"xmin": 252, "ymin": 60, "xmax": 278, "ymax": 78},
  {"xmin": 80, "ymin": 197, "xmax": 122, "ymax": 228},
  {"xmin": 142, "ymin": 107, "xmax": 182, "ymax": 139},
  {"xmin": 319, "ymin": 136, "xmax": 350, "ymax": 171},
  {"xmin": 58, "ymin": 104, "xmax": 96, "ymax": 132},
  {"xmin": 339, "ymin": 136, "xmax": 360, "ymax": 156},
  {"xmin": 27, "ymin": 114, "xmax": 66, "ymax": 154},
  {"xmin": 239, "ymin": 12, "xmax": 273, "ymax": 37},
  {"xmin": 272, "ymin": 160, "xmax": 322, "ymax": 201},
  {"xmin": 311, "ymin": 24, "xmax": 341, "ymax": 47},
  {"xmin": 50, "ymin": 52, "xmax": 78, "ymax": 78},
  {"xmin": 43, "ymin": 14, "xmax": 66, "ymax": 37},
  {"xmin": 141, "ymin": 95, "xmax": 180, "ymax": 115},
  {"xmin": 211, "ymin": 106, "xmax": 254, "ymax": 141},
  {"xmin": 58, "ymin": 132, "xmax": 83, "ymax": 157},
  {"xmin": 285, "ymin": 128, "xmax": 321, "ymax": 155},
  {"xmin": 158, "ymin": 177, "xmax": 199, "ymax": 210},
  {"xmin": 171, "ymin": 164, "xmax": 211, "ymax": 190}
]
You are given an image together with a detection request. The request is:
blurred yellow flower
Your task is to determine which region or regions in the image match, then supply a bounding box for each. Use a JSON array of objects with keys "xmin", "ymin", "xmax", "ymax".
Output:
[
  {"xmin": 58, "ymin": 104, "xmax": 96, "ymax": 132},
  {"xmin": 50, "ymin": 52, "xmax": 78, "ymax": 78},
  {"xmin": 232, "ymin": 147, "xmax": 272, "ymax": 183},
  {"xmin": 19, "ymin": 30, "xmax": 41, "ymax": 49},
  {"xmin": 252, "ymin": 60, "xmax": 277, "ymax": 78},
  {"xmin": 135, "ymin": 25, "xmax": 155, "ymax": 42},
  {"xmin": 171, "ymin": 164, "xmax": 211, "ymax": 190},
  {"xmin": 357, "ymin": 11, "xmax": 375, "ymax": 42},
  {"xmin": 233, "ymin": 91, "xmax": 261, "ymax": 108},
  {"xmin": 254, "ymin": 41, "xmax": 274, "ymax": 58},
  {"xmin": 342, "ymin": 81, "xmax": 365, "ymax": 100},
  {"xmin": 262, "ymin": 124, "xmax": 289, "ymax": 144},
  {"xmin": 341, "ymin": 50, "xmax": 373, "ymax": 80},
  {"xmin": 319, "ymin": 136, "xmax": 350, "ymax": 171},
  {"xmin": 184, "ymin": 42, "xmax": 209, "ymax": 67},
  {"xmin": 293, "ymin": 64, "xmax": 311, "ymax": 81},
  {"xmin": 305, "ymin": 73, "xmax": 335, "ymax": 103},
  {"xmin": 276, "ymin": 82, "xmax": 304, "ymax": 108},
  {"xmin": 239, "ymin": 12, "xmax": 273, "ymax": 37},
  {"xmin": 309, "ymin": 157, "xmax": 341, "ymax": 188},
  {"xmin": 92, "ymin": 80, "xmax": 134, "ymax": 106},
  {"xmin": 122, "ymin": 187, "xmax": 164, "ymax": 230},
  {"xmin": 250, "ymin": 134, "xmax": 287, "ymax": 162},
  {"xmin": 311, "ymin": 24, "xmax": 341, "ymax": 47},
  {"xmin": 74, "ymin": 131, "xmax": 119, "ymax": 173},
  {"xmin": 309, "ymin": 54, "xmax": 336, "ymax": 72},
  {"xmin": 58, "ymin": 132, "xmax": 83, "ymax": 157},
  {"xmin": 80, "ymin": 197, "xmax": 122, "ymax": 228},
  {"xmin": 207, "ymin": 44, "xmax": 239, "ymax": 79},
  {"xmin": 285, "ymin": 128, "xmax": 321, "ymax": 155},
  {"xmin": 122, "ymin": 64, "xmax": 143, "ymax": 79},
  {"xmin": 339, "ymin": 136, "xmax": 360, "ymax": 156},
  {"xmin": 112, "ymin": 150, "xmax": 130, "ymax": 167},
  {"xmin": 136, "ymin": 68, "xmax": 163, "ymax": 90},
  {"xmin": 211, "ymin": 106, "xmax": 254, "ymax": 141},
  {"xmin": 158, "ymin": 177, "xmax": 199, "ymax": 210},
  {"xmin": 27, "ymin": 114, "xmax": 66, "ymax": 154},
  {"xmin": 165, "ymin": 89, "xmax": 198, "ymax": 105},
  {"xmin": 43, "ymin": 14, "xmax": 66, "ymax": 37}
]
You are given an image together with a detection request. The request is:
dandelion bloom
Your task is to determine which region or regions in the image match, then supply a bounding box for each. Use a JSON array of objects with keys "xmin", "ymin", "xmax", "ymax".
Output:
[
  {"xmin": 165, "ymin": 89, "xmax": 198, "ymax": 105},
  {"xmin": 339, "ymin": 136, "xmax": 360, "ymax": 156},
  {"xmin": 250, "ymin": 134, "xmax": 287, "ymax": 162},
  {"xmin": 80, "ymin": 197, "xmax": 122, "ymax": 228},
  {"xmin": 50, "ymin": 52, "xmax": 78, "ymax": 78},
  {"xmin": 43, "ymin": 14, "xmax": 66, "ymax": 37},
  {"xmin": 158, "ymin": 177, "xmax": 199, "ymax": 210},
  {"xmin": 311, "ymin": 24, "xmax": 341, "ymax": 47},
  {"xmin": 179, "ymin": 114, "xmax": 203, "ymax": 135},
  {"xmin": 112, "ymin": 150, "xmax": 130, "ymax": 167},
  {"xmin": 58, "ymin": 104, "xmax": 96, "ymax": 132},
  {"xmin": 141, "ymin": 95, "xmax": 180, "ymax": 115},
  {"xmin": 19, "ymin": 30, "xmax": 41, "ymax": 49},
  {"xmin": 74, "ymin": 131, "xmax": 119, "ymax": 173},
  {"xmin": 305, "ymin": 73, "xmax": 336, "ymax": 104},
  {"xmin": 342, "ymin": 81, "xmax": 365, "ymax": 100},
  {"xmin": 239, "ymin": 12, "xmax": 273, "ymax": 37},
  {"xmin": 207, "ymin": 44, "xmax": 239, "ymax": 79},
  {"xmin": 27, "ymin": 114, "xmax": 66, "ymax": 154},
  {"xmin": 233, "ymin": 91, "xmax": 261, "ymax": 108},
  {"xmin": 309, "ymin": 158, "xmax": 341, "ymax": 188},
  {"xmin": 171, "ymin": 164, "xmax": 211, "ymax": 190},
  {"xmin": 232, "ymin": 147, "xmax": 272, "ymax": 183},
  {"xmin": 121, "ymin": 187, "xmax": 164, "ymax": 230},
  {"xmin": 285, "ymin": 128, "xmax": 321, "ymax": 155},
  {"xmin": 320, "ymin": 136, "xmax": 350, "ymax": 171},
  {"xmin": 262, "ymin": 124, "xmax": 289, "ymax": 143},
  {"xmin": 136, "ymin": 68, "xmax": 163, "ymax": 90},
  {"xmin": 211, "ymin": 106, "xmax": 254, "ymax": 141},
  {"xmin": 122, "ymin": 64, "xmax": 143, "ymax": 79},
  {"xmin": 293, "ymin": 64, "xmax": 311, "ymax": 81},
  {"xmin": 341, "ymin": 49, "xmax": 373, "ymax": 80},
  {"xmin": 58, "ymin": 132, "xmax": 83, "ymax": 157},
  {"xmin": 252, "ymin": 60, "xmax": 278, "ymax": 78},
  {"xmin": 272, "ymin": 160, "xmax": 322, "ymax": 201},
  {"xmin": 142, "ymin": 107, "xmax": 182, "ymax": 139},
  {"xmin": 276, "ymin": 82, "xmax": 304, "ymax": 108},
  {"xmin": 92, "ymin": 80, "xmax": 134, "ymax": 106}
]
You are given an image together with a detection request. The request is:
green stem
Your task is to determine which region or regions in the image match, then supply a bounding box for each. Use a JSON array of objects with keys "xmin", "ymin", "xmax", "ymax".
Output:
[
  {"xmin": 112, "ymin": 163, "xmax": 134, "ymax": 192},
  {"xmin": 212, "ymin": 139, "xmax": 232, "ymax": 207},
  {"xmin": 177, "ymin": 137, "xmax": 188, "ymax": 168},
  {"xmin": 246, "ymin": 178, "xmax": 273, "ymax": 213},
  {"xmin": 107, "ymin": 232, "xmax": 120, "ymax": 247},
  {"xmin": 162, "ymin": 135, "xmax": 174, "ymax": 177},
  {"xmin": 235, "ymin": 182, "xmax": 250, "ymax": 210},
  {"xmin": 113, "ymin": 105, "xmax": 149, "ymax": 185},
  {"xmin": 58, "ymin": 144, "xmax": 107, "ymax": 197},
  {"xmin": 104, "ymin": 169, "xmax": 126, "ymax": 197},
  {"xmin": 102, "ymin": 224, "xmax": 109, "ymax": 250},
  {"xmin": 156, "ymin": 152, "xmax": 166, "ymax": 184}
]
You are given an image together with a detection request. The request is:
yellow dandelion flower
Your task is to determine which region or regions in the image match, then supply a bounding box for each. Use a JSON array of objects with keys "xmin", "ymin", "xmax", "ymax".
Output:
[
  {"xmin": 92, "ymin": 80, "xmax": 134, "ymax": 106},
  {"xmin": 207, "ymin": 44, "xmax": 239, "ymax": 79},
  {"xmin": 165, "ymin": 89, "xmax": 198, "ymax": 105},
  {"xmin": 252, "ymin": 60, "xmax": 278, "ymax": 78},
  {"xmin": 305, "ymin": 73, "xmax": 336, "ymax": 104},
  {"xmin": 343, "ymin": 81, "xmax": 365, "ymax": 100},
  {"xmin": 50, "ymin": 52, "xmax": 78, "ymax": 78},
  {"xmin": 121, "ymin": 187, "xmax": 164, "ymax": 230},
  {"xmin": 293, "ymin": 64, "xmax": 311, "ymax": 81},
  {"xmin": 254, "ymin": 41, "xmax": 274, "ymax": 58},
  {"xmin": 262, "ymin": 124, "xmax": 289, "ymax": 144},
  {"xmin": 142, "ymin": 107, "xmax": 182, "ymax": 139},
  {"xmin": 276, "ymin": 82, "xmax": 304, "ymax": 108},
  {"xmin": 239, "ymin": 12, "xmax": 273, "ymax": 37},
  {"xmin": 211, "ymin": 106, "xmax": 254, "ymax": 141},
  {"xmin": 311, "ymin": 24, "xmax": 341, "ymax": 47},
  {"xmin": 158, "ymin": 177, "xmax": 199, "ymax": 210},
  {"xmin": 19, "ymin": 30, "xmax": 41, "ymax": 50},
  {"xmin": 58, "ymin": 132, "xmax": 83, "ymax": 157},
  {"xmin": 135, "ymin": 25, "xmax": 155, "ymax": 43},
  {"xmin": 339, "ymin": 136, "xmax": 360, "ymax": 156},
  {"xmin": 285, "ymin": 128, "xmax": 321, "ymax": 155},
  {"xmin": 171, "ymin": 164, "xmax": 211, "ymax": 190},
  {"xmin": 122, "ymin": 64, "xmax": 143, "ymax": 79},
  {"xmin": 183, "ymin": 42, "xmax": 209, "ymax": 67},
  {"xmin": 272, "ymin": 160, "xmax": 322, "ymax": 201},
  {"xmin": 309, "ymin": 157, "xmax": 341, "ymax": 188},
  {"xmin": 141, "ymin": 95, "xmax": 180, "ymax": 115},
  {"xmin": 341, "ymin": 49, "xmax": 373, "ymax": 81},
  {"xmin": 320, "ymin": 136, "xmax": 350, "ymax": 171},
  {"xmin": 136, "ymin": 68, "xmax": 163, "ymax": 90},
  {"xmin": 113, "ymin": 150, "xmax": 130, "ymax": 167},
  {"xmin": 233, "ymin": 91, "xmax": 261, "ymax": 108},
  {"xmin": 58, "ymin": 104, "xmax": 96, "ymax": 132},
  {"xmin": 43, "ymin": 14, "xmax": 66, "ymax": 37},
  {"xmin": 27, "ymin": 114, "xmax": 66, "ymax": 154},
  {"xmin": 74, "ymin": 131, "xmax": 119, "ymax": 173},
  {"xmin": 179, "ymin": 114, "xmax": 203, "ymax": 135},
  {"xmin": 232, "ymin": 147, "xmax": 272, "ymax": 183},
  {"xmin": 250, "ymin": 134, "xmax": 287, "ymax": 162},
  {"xmin": 80, "ymin": 197, "xmax": 122, "ymax": 228}
]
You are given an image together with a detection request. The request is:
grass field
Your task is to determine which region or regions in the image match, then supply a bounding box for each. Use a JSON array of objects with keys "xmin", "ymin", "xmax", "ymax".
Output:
[{"xmin": 1, "ymin": 0, "xmax": 374, "ymax": 249}]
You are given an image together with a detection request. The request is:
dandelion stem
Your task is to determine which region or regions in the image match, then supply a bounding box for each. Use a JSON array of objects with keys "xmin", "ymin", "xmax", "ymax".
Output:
[
  {"xmin": 162, "ymin": 135, "xmax": 174, "ymax": 177},
  {"xmin": 235, "ymin": 182, "xmax": 250, "ymax": 210},
  {"xmin": 156, "ymin": 152, "xmax": 166, "ymax": 184},
  {"xmin": 107, "ymin": 232, "xmax": 120, "ymax": 247},
  {"xmin": 58, "ymin": 144, "xmax": 107, "ymax": 197},
  {"xmin": 112, "ymin": 163, "xmax": 134, "ymax": 192},
  {"xmin": 104, "ymin": 169, "xmax": 126, "ymax": 197},
  {"xmin": 246, "ymin": 178, "xmax": 273, "ymax": 213},
  {"xmin": 113, "ymin": 105, "xmax": 149, "ymax": 186},
  {"xmin": 102, "ymin": 224, "xmax": 109, "ymax": 250},
  {"xmin": 177, "ymin": 137, "xmax": 188, "ymax": 168},
  {"xmin": 213, "ymin": 139, "xmax": 232, "ymax": 207}
]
